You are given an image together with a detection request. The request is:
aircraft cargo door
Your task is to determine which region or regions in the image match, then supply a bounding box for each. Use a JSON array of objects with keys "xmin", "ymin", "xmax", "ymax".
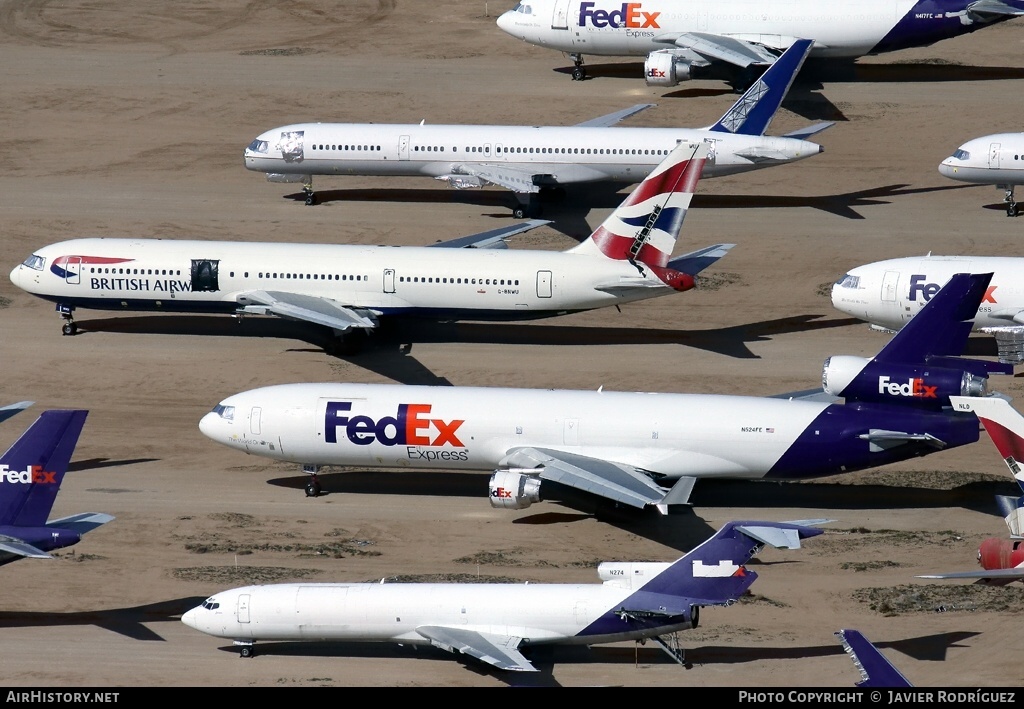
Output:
[
  {"xmin": 551, "ymin": 0, "xmax": 571, "ymax": 29},
  {"xmin": 537, "ymin": 270, "xmax": 552, "ymax": 298},
  {"xmin": 881, "ymin": 270, "xmax": 899, "ymax": 302}
]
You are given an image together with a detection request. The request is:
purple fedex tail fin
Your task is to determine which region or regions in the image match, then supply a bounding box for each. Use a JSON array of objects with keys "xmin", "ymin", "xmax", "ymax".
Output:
[{"xmin": 0, "ymin": 410, "xmax": 88, "ymax": 528}]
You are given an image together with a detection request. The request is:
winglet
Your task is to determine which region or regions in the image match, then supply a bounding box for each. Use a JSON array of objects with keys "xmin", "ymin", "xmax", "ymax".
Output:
[
  {"xmin": 708, "ymin": 38, "xmax": 814, "ymax": 136},
  {"xmin": 836, "ymin": 630, "xmax": 913, "ymax": 688}
]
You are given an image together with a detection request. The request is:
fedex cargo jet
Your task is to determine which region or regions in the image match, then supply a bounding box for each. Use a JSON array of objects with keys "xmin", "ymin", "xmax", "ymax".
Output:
[
  {"xmin": 10, "ymin": 141, "xmax": 732, "ymax": 347},
  {"xmin": 497, "ymin": 0, "xmax": 1024, "ymax": 85},
  {"xmin": 199, "ymin": 273, "xmax": 1010, "ymax": 506}
]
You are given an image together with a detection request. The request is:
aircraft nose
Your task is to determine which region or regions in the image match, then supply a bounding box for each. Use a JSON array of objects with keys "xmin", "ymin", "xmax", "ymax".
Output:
[
  {"xmin": 938, "ymin": 160, "xmax": 956, "ymax": 179},
  {"xmin": 181, "ymin": 607, "xmax": 201, "ymax": 630},
  {"xmin": 198, "ymin": 412, "xmax": 227, "ymax": 442}
]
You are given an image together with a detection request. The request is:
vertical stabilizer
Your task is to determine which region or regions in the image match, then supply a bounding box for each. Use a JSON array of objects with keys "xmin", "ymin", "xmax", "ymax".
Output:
[
  {"xmin": 708, "ymin": 39, "xmax": 814, "ymax": 136},
  {"xmin": 0, "ymin": 410, "xmax": 88, "ymax": 528}
]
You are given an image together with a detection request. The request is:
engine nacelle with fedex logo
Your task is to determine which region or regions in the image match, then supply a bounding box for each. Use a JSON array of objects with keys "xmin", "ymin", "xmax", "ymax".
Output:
[{"xmin": 822, "ymin": 355, "xmax": 990, "ymax": 409}]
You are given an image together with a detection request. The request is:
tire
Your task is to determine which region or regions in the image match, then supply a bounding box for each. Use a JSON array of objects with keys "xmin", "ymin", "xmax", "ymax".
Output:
[
  {"xmin": 512, "ymin": 206, "xmax": 527, "ymax": 219},
  {"xmin": 62, "ymin": 322, "xmax": 77, "ymax": 336},
  {"xmin": 572, "ymin": 67, "xmax": 585, "ymax": 81},
  {"xmin": 305, "ymin": 481, "xmax": 321, "ymax": 498}
]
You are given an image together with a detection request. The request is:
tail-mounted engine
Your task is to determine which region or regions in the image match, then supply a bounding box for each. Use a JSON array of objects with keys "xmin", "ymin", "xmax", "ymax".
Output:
[
  {"xmin": 644, "ymin": 49, "xmax": 696, "ymax": 87},
  {"xmin": 821, "ymin": 354, "xmax": 1000, "ymax": 408},
  {"xmin": 489, "ymin": 469, "xmax": 542, "ymax": 510}
]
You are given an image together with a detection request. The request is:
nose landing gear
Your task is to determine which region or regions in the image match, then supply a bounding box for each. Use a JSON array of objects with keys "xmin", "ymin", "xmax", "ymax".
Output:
[
  {"xmin": 303, "ymin": 464, "xmax": 322, "ymax": 497},
  {"xmin": 57, "ymin": 304, "xmax": 78, "ymax": 336}
]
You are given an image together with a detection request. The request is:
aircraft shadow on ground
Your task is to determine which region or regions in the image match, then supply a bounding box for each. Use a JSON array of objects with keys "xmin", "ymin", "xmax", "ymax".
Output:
[
  {"xmin": 68, "ymin": 457, "xmax": 159, "ymax": 472},
  {"xmin": 0, "ymin": 596, "xmax": 206, "ymax": 641},
  {"xmin": 74, "ymin": 313, "xmax": 863, "ymax": 385}
]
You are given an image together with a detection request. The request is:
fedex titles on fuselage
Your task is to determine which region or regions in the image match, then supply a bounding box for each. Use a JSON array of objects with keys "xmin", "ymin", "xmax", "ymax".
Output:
[
  {"xmin": 908, "ymin": 274, "xmax": 999, "ymax": 311},
  {"xmin": 578, "ymin": 2, "xmax": 661, "ymax": 36},
  {"xmin": 325, "ymin": 401, "xmax": 469, "ymax": 463}
]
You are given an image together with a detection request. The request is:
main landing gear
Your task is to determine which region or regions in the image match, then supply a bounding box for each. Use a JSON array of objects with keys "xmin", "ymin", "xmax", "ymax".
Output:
[
  {"xmin": 303, "ymin": 464, "xmax": 322, "ymax": 497},
  {"xmin": 302, "ymin": 177, "xmax": 317, "ymax": 206},
  {"xmin": 1004, "ymin": 185, "xmax": 1019, "ymax": 217},
  {"xmin": 235, "ymin": 641, "xmax": 255, "ymax": 658},
  {"xmin": 570, "ymin": 53, "xmax": 586, "ymax": 81},
  {"xmin": 58, "ymin": 304, "xmax": 78, "ymax": 336}
]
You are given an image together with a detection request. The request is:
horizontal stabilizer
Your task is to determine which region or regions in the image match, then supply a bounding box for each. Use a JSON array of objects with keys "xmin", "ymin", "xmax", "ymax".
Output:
[
  {"xmin": 836, "ymin": 629, "xmax": 913, "ymax": 688},
  {"xmin": 735, "ymin": 523, "xmax": 807, "ymax": 549},
  {"xmin": 430, "ymin": 219, "xmax": 551, "ymax": 249},
  {"xmin": 0, "ymin": 538, "xmax": 51, "ymax": 559},
  {"xmin": 417, "ymin": 626, "xmax": 536, "ymax": 672},
  {"xmin": 783, "ymin": 122, "xmax": 835, "ymax": 140},
  {"xmin": 0, "ymin": 401, "xmax": 33, "ymax": 425},
  {"xmin": 48, "ymin": 512, "xmax": 115, "ymax": 535},
  {"xmin": 968, "ymin": 0, "xmax": 1024, "ymax": 18},
  {"xmin": 667, "ymin": 243, "xmax": 736, "ymax": 275},
  {"xmin": 575, "ymin": 103, "xmax": 655, "ymax": 128}
]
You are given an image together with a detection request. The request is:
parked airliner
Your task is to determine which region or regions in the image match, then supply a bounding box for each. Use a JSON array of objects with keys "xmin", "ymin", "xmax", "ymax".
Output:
[
  {"xmin": 181, "ymin": 520, "xmax": 822, "ymax": 670},
  {"xmin": 200, "ymin": 273, "xmax": 1010, "ymax": 507},
  {"xmin": 10, "ymin": 141, "xmax": 732, "ymax": 346},
  {"xmin": 246, "ymin": 39, "xmax": 825, "ymax": 214},
  {"xmin": 497, "ymin": 0, "xmax": 1024, "ymax": 84},
  {"xmin": 831, "ymin": 255, "xmax": 1024, "ymax": 364},
  {"xmin": 938, "ymin": 133, "xmax": 1024, "ymax": 216}
]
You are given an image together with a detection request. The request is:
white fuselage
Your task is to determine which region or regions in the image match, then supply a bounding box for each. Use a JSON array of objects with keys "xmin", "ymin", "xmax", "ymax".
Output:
[
  {"xmin": 832, "ymin": 255, "xmax": 1024, "ymax": 330},
  {"xmin": 938, "ymin": 133, "xmax": 1024, "ymax": 186},
  {"xmin": 199, "ymin": 382, "xmax": 829, "ymax": 481},
  {"xmin": 10, "ymin": 237, "xmax": 680, "ymax": 322},
  {"xmin": 498, "ymin": 0, "xmax": 923, "ymax": 58},
  {"xmin": 181, "ymin": 573, "xmax": 681, "ymax": 648},
  {"xmin": 245, "ymin": 122, "xmax": 822, "ymax": 183}
]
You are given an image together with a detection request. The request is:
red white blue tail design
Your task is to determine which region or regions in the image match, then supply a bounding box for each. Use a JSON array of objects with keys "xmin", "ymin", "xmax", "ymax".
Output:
[{"xmin": 569, "ymin": 141, "xmax": 709, "ymax": 272}]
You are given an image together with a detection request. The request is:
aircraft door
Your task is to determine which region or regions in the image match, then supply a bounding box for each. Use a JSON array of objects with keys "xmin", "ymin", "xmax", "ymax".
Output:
[
  {"xmin": 63, "ymin": 256, "xmax": 81, "ymax": 285},
  {"xmin": 551, "ymin": 0, "xmax": 571, "ymax": 29},
  {"xmin": 881, "ymin": 270, "xmax": 899, "ymax": 301},
  {"xmin": 989, "ymin": 143, "xmax": 1002, "ymax": 169},
  {"xmin": 191, "ymin": 259, "xmax": 220, "ymax": 292},
  {"xmin": 537, "ymin": 270, "xmax": 552, "ymax": 298},
  {"xmin": 237, "ymin": 594, "xmax": 251, "ymax": 624},
  {"xmin": 383, "ymin": 269, "xmax": 395, "ymax": 294},
  {"xmin": 250, "ymin": 407, "xmax": 262, "ymax": 435},
  {"xmin": 399, "ymin": 135, "xmax": 410, "ymax": 161}
]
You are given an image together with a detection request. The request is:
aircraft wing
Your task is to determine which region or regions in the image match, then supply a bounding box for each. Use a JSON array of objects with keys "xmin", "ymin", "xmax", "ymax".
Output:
[
  {"xmin": 428, "ymin": 219, "xmax": 551, "ymax": 249},
  {"xmin": 48, "ymin": 512, "xmax": 115, "ymax": 536},
  {"xmin": 667, "ymin": 32, "xmax": 781, "ymax": 68},
  {"xmin": 917, "ymin": 568, "xmax": 1024, "ymax": 581},
  {"xmin": 234, "ymin": 290, "xmax": 378, "ymax": 332},
  {"xmin": 836, "ymin": 629, "xmax": 913, "ymax": 688},
  {"xmin": 968, "ymin": 0, "xmax": 1024, "ymax": 19},
  {"xmin": 502, "ymin": 447, "xmax": 669, "ymax": 510},
  {"xmin": 0, "ymin": 536, "xmax": 51, "ymax": 559},
  {"xmin": 0, "ymin": 401, "xmax": 33, "ymax": 425},
  {"xmin": 574, "ymin": 103, "xmax": 655, "ymax": 127},
  {"xmin": 768, "ymin": 388, "xmax": 841, "ymax": 403},
  {"xmin": 416, "ymin": 625, "xmax": 536, "ymax": 672},
  {"xmin": 455, "ymin": 163, "xmax": 543, "ymax": 194}
]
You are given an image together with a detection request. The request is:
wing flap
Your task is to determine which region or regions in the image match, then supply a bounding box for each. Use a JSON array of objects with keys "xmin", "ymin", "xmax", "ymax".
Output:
[
  {"xmin": 455, "ymin": 164, "xmax": 542, "ymax": 193},
  {"xmin": 235, "ymin": 290, "xmax": 378, "ymax": 332},
  {"xmin": 416, "ymin": 626, "xmax": 537, "ymax": 672},
  {"xmin": 502, "ymin": 447, "xmax": 667, "ymax": 509},
  {"xmin": 0, "ymin": 538, "xmax": 51, "ymax": 559}
]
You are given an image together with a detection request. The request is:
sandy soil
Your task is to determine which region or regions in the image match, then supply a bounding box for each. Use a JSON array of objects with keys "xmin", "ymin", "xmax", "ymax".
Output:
[{"xmin": 2, "ymin": 0, "xmax": 1024, "ymax": 688}]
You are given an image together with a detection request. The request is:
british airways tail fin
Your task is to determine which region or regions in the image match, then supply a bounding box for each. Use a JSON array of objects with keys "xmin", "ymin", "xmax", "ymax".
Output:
[
  {"xmin": 836, "ymin": 629, "xmax": 913, "ymax": 688},
  {"xmin": 636, "ymin": 521, "xmax": 823, "ymax": 604},
  {"xmin": 0, "ymin": 410, "xmax": 88, "ymax": 528},
  {"xmin": 949, "ymin": 395, "xmax": 1024, "ymax": 536},
  {"xmin": 567, "ymin": 141, "xmax": 716, "ymax": 286},
  {"xmin": 708, "ymin": 39, "xmax": 814, "ymax": 136},
  {"xmin": 823, "ymin": 274, "xmax": 1014, "ymax": 410}
]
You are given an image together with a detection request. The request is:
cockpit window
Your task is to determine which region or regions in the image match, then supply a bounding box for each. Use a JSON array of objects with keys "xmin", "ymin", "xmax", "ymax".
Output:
[
  {"xmin": 212, "ymin": 404, "xmax": 235, "ymax": 420},
  {"xmin": 247, "ymin": 139, "xmax": 269, "ymax": 154},
  {"xmin": 835, "ymin": 274, "xmax": 860, "ymax": 289},
  {"xmin": 21, "ymin": 254, "xmax": 45, "ymax": 270},
  {"xmin": 952, "ymin": 149, "xmax": 970, "ymax": 160},
  {"xmin": 200, "ymin": 599, "xmax": 220, "ymax": 610},
  {"xmin": 514, "ymin": 3, "xmax": 533, "ymax": 13}
]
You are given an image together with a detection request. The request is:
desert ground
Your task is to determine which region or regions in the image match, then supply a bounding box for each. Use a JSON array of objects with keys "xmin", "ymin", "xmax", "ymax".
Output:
[{"xmin": 2, "ymin": 0, "xmax": 1024, "ymax": 689}]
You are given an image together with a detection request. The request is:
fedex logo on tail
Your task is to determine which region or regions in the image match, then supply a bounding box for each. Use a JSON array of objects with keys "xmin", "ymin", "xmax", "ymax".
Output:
[
  {"xmin": 878, "ymin": 376, "xmax": 938, "ymax": 398},
  {"xmin": 909, "ymin": 274, "xmax": 997, "ymax": 304},
  {"xmin": 578, "ymin": 2, "xmax": 660, "ymax": 29},
  {"xmin": 0, "ymin": 464, "xmax": 58, "ymax": 484},
  {"xmin": 324, "ymin": 401, "xmax": 465, "ymax": 447}
]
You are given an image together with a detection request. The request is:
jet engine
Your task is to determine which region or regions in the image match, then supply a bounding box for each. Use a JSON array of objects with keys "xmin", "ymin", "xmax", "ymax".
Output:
[
  {"xmin": 821, "ymin": 355, "xmax": 989, "ymax": 407},
  {"xmin": 488, "ymin": 469, "xmax": 542, "ymax": 510},
  {"xmin": 644, "ymin": 49, "xmax": 695, "ymax": 87}
]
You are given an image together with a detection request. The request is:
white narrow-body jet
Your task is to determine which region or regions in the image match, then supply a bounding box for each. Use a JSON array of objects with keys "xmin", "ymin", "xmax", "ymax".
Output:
[
  {"xmin": 245, "ymin": 39, "xmax": 826, "ymax": 214},
  {"xmin": 181, "ymin": 520, "xmax": 823, "ymax": 671},
  {"xmin": 497, "ymin": 0, "xmax": 1024, "ymax": 85},
  {"xmin": 938, "ymin": 132, "xmax": 1024, "ymax": 217},
  {"xmin": 10, "ymin": 141, "xmax": 732, "ymax": 347}
]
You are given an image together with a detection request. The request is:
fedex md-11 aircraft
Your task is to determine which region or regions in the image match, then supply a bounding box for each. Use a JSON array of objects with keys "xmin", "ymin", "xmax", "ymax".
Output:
[
  {"xmin": 497, "ymin": 0, "xmax": 1024, "ymax": 85},
  {"xmin": 200, "ymin": 273, "xmax": 1010, "ymax": 507},
  {"xmin": 0, "ymin": 409, "xmax": 113, "ymax": 566},
  {"xmin": 938, "ymin": 133, "xmax": 1024, "ymax": 217},
  {"xmin": 181, "ymin": 520, "xmax": 822, "ymax": 670},
  {"xmin": 10, "ymin": 141, "xmax": 732, "ymax": 345},
  {"xmin": 247, "ymin": 39, "xmax": 826, "ymax": 214},
  {"xmin": 832, "ymin": 255, "xmax": 1024, "ymax": 364},
  {"xmin": 917, "ymin": 395, "xmax": 1024, "ymax": 584}
]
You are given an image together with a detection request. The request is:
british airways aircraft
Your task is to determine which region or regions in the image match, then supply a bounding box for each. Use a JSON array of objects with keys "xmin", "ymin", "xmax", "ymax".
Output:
[
  {"xmin": 10, "ymin": 141, "xmax": 732, "ymax": 346},
  {"xmin": 831, "ymin": 255, "xmax": 1024, "ymax": 364},
  {"xmin": 181, "ymin": 520, "xmax": 822, "ymax": 670},
  {"xmin": 246, "ymin": 39, "xmax": 827, "ymax": 214},
  {"xmin": 0, "ymin": 409, "xmax": 113, "ymax": 566},
  {"xmin": 200, "ymin": 273, "xmax": 1009, "ymax": 506},
  {"xmin": 938, "ymin": 133, "xmax": 1024, "ymax": 216},
  {"xmin": 497, "ymin": 0, "xmax": 1024, "ymax": 85}
]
